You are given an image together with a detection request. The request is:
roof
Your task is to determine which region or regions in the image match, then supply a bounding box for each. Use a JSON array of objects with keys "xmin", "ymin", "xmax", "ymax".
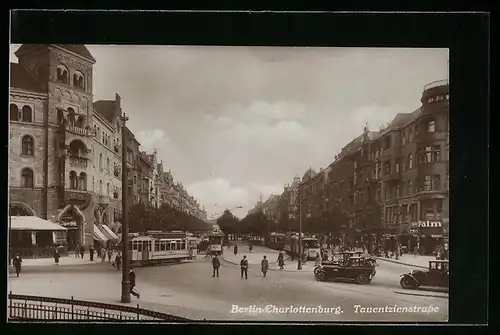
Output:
[
  {"xmin": 10, "ymin": 216, "xmax": 67, "ymax": 231},
  {"xmin": 15, "ymin": 44, "xmax": 95, "ymax": 62},
  {"xmin": 93, "ymin": 100, "xmax": 118, "ymax": 123},
  {"xmin": 302, "ymin": 167, "xmax": 317, "ymax": 181},
  {"xmin": 10, "ymin": 63, "xmax": 44, "ymax": 93}
]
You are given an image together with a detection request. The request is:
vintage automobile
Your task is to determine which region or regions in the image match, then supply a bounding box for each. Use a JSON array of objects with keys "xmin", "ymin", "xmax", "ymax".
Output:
[
  {"xmin": 326, "ymin": 251, "xmax": 377, "ymax": 267},
  {"xmin": 314, "ymin": 256, "xmax": 377, "ymax": 285},
  {"xmin": 400, "ymin": 260, "xmax": 449, "ymax": 290}
]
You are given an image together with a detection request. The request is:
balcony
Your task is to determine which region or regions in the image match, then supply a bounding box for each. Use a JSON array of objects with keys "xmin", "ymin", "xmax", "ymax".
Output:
[
  {"xmin": 66, "ymin": 125, "xmax": 93, "ymax": 136},
  {"xmin": 415, "ymin": 189, "xmax": 447, "ymax": 199},
  {"xmin": 98, "ymin": 195, "xmax": 110, "ymax": 207},
  {"xmin": 69, "ymin": 156, "xmax": 88, "ymax": 168},
  {"xmin": 65, "ymin": 190, "xmax": 92, "ymax": 207}
]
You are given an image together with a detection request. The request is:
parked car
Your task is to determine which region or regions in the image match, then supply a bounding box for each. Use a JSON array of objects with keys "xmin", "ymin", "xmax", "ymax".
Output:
[
  {"xmin": 314, "ymin": 256, "xmax": 377, "ymax": 285},
  {"xmin": 400, "ymin": 260, "xmax": 449, "ymax": 290}
]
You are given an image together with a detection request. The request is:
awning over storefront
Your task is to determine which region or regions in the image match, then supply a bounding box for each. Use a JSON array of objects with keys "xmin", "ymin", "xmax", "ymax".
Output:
[
  {"xmin": 93, "ymin": 224, "xmax": 108, "ymax": 242},
  {"xmin": 100, "ymin": 224, "xmax": 119, "ymax": 240},
  {"xmin": 10, "ymin": 216, "xmax": 68, "ymax": 231}
]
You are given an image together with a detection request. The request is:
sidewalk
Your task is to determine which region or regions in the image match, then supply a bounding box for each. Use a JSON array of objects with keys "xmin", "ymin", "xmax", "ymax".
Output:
[
  {"xmin": 14, "ymin": 255, "xmax": 112, "ymax": 267},
  {"xmin": 374, "ymin": 254, "xmax": 435, "ymax": 269}
]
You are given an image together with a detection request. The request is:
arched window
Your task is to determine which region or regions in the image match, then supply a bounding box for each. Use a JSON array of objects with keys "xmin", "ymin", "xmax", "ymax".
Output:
[
  {"xmin": 93, "ymin": 125, "xmax": 97, "ymax": 137},
  {"xmin": 79, "ymin": 172, "xmax": 87, "ymax": 191},
  {"xmin": 21, "ymin": 168, "xmax": 34, "ymax": 188},
  {"xmin": 92, "ymin": 177, "xmax": 95, "ymax": 192},
  {"xmin": 76, "ymin": 115, "xmax": 85, "ymax": 128},
  {"xmin": 73, "ymin": 71, "xmax": 85, "ymax": 89},
  {"xmin": 107, "ymin": 182, "xmax": 110, "ymax": 197},
  {"xmin": 69, "ymin": 171, "xmax": 78, "ymax": 189},
  {"xmin": 106, "ymin": 157, "xmax": 110, "ymax": 173},
  {"xmin": 69, "ymin": 140, "xmax": 86, "ymax": 157},
  {"xmin": 57, "ymin": 109, "xmax": 65, "ymax": 125},
  {"xmin": 99, "ymin": 153, "xmax": 103, "ymax": 170},
  {"xmin": 22, "ymin": 106, "xmax": 32, "ymax": 122},
  {"xmin": 67, "ymin": 108, "xmax": 76, "ymax": 126},
  {"xmin": 99, "ymin": 180, "xmax": 103, "ymax": 195},
  {"xmin": 57, "ymin": 65, "xmax": 69, "ymax": 84},
  {"xmin": 10, "ymin": 104, "xmax": 19, "ymax": 121},
  {"xmin": 21, "ymin": 135, "xmax": 34, "ymax": 156}
]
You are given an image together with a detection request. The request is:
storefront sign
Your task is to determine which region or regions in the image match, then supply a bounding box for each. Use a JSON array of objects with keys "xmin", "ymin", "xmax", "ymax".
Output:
[{"xmin": 419, "ymin": 221, "xmax": 442, "ymax": 228}]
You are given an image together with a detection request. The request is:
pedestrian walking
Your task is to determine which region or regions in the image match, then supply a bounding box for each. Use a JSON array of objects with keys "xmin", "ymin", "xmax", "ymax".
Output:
[
  {"xmin": 277, "ymin": 252, "xmax": 285, "ymax": 270},
  {"xmin": 315, "ymin": 253, "xmax": 322, "ymax": 267},
  {"xmin": 261, "ymin": 255, "xmax": 269, "ymax": 277},
  {"xmin": 101, "ymin": 248, "xmax": 106, "ymax": 263},
  {"xmin": 89, "ymin": 246, "xmax": 95, "ymax": 262},
  {"xmin": 53, "ymin": 248, "xmax": 60, "ymax": 266},
  {"xmin": 75, "ymin": 244, "xmax": 80, "ymax": 258},
  {"xmin": 107, "ymin": 249, "xmax": 113, "ymax": 262},
  {"xmin": 115, "ymin": 253, "xmax": 122, "ymax": 271},
  {"xmin": 233, "ymin": 244, "xmax": 238, "ymax": 255},
  {"xmin": 80, "ymin": 245, "xmax": 85, "ymax": 259},
  {"xmin": 212, "ymin": 254, "xmax": 220, "ymax": 277},
  {"xmin": 129, "ymin": 269, "xmax": 140, "ymax": 298},
  {"xmin": 240, "ymin": 255, "xmax": 248, "ymax": 280},
  {"xmin": 13, "ymin": 253, "xmax": 22, "ymax": 277},
  {"xmin": 248, "ymin": 243, "xmax": 253, "ymax": 253}
]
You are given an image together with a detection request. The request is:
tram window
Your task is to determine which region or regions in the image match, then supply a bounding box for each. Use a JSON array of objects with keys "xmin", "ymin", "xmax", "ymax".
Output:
[
  {"xmin": 138, "ymin": 242, "xmax": 143, "ymax": 252},
  {"xmin": 181, "ymin": 242, "xmax": 186, "ymax": 250},
  {"xmin": 132, "ymin": 241, "xmax": 138, "ymax": 250},
  {"xmin": 148, "ymin": 241, "xmax": 152, "ymax": 251},
  {"xmin": 160, "ymin": 241, "xmax": 165, "ymax": 251},
  {"xmin": 155, "ymin": 241, "xmax": 160, "ymax": 251},
  {"xmin": 166, "ymin": 243, "xmax": 171, "ymax": 251}
]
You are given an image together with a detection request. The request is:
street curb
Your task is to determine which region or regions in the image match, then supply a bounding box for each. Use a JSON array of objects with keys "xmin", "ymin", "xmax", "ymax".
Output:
[
  {"xmin": 393, "ymin": 290, "xmax": 449, "ymax": 299},
  {"xmin": 374, "ymin": 257, "xmax": 428, "ymax": 269}
]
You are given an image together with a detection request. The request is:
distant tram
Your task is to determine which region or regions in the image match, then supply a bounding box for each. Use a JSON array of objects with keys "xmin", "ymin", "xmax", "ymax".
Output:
[
  {"xmin": 208, "ymin": 232, "xmax": 224, "ymax": 256},
  {"xmin": 267, "ymin": 232, "xmax": 286, "ymax": 250},
  {"xmin": 284, "ymin": 233, "xmax": 321, "ymax": 260},
  {"xmin": 128, "ymin": 230, "xmax": 197, "ymax": 266}
]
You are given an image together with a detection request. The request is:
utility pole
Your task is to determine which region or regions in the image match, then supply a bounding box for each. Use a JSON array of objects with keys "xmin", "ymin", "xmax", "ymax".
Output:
[
  {"xmin": 120, "ymin": 113, "xmax": 131, "ymax": 303},
  {"xmin": 298, "ymin": 184, "xmax": 302, "ymax": 270}
]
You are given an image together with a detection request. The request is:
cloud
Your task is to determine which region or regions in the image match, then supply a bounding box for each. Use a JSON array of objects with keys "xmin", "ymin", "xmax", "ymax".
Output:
[
  {"xmin": 135, "ymin": 129, "xmax": 169, "ymax": 152},
  {"xmin": 186, "ymin": 178, "xmax": 251, "ymax": 218}
]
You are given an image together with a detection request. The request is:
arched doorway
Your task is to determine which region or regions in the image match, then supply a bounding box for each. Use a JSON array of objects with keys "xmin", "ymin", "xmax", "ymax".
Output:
[
  {"xmin": 9, "ymin": 202, "xmax": 36, "ymax": 216},
  {"xmin": 59, "ymin": 205, "xmax": 85, "ymax": 251}
]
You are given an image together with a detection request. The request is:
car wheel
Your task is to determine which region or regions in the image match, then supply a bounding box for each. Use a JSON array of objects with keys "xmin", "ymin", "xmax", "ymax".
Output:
[
  {"xmin": 315, "ymin": 271, "xmax": 325, "ymax": 282},
  {"xmin": 357, "ymin": 273, "xmax": 369, "ymax": 285},
  {"xmin": 400, "ymin": 276, "xmax": 417, "ymax": 289}
]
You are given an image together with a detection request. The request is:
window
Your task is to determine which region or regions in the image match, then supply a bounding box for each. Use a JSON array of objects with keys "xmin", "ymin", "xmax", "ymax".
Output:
[
  {"xmin": 408, "ymin": 154, "xmax": 413, "ymax": 169},
  {"xmin": 395, "ymin": 159, "xmax": 400, "ymax": 173},
  {"xmin": 67, "ymin": 108, "xmax": 76, "ymax": 126},
  {"xmin": 56, "ymin": 65, "xmax": 69, "ymax": 84},
  {"xmin": 106, "ymin": 158, "xmax": 110, "ymax": 173},
  {"xmin": 408, "ymin": 127, "xmax": 413, "ymax": 143},
  {"xmin": 73, "ymin": 71, "xmax": 85, "ymax": 89},
  {"xmin": 69, "ymin": 171, "xmax": 78, "ymax": 189},
  {"xmin": 22, "ymin": 106, "xmax": 32, "ymax": 122},
  {"xmin": 134, "ymin": 176, "xmax": 137, "ymax": 184},
  {"xmin": 99, "ymin": 180, "xmax": 103, "ymax": 195},
  {"xmin": 21, "ymin": 136, "xmax": 34, "ymax": 156},
  {"xmin": 10, "ymin": 104, "xmax": 19, "ymax": 121},
  {"xmin": 402, "ymin": 130, "xmax": 406, "ymax": 146},
  {"xmin": 423, "ymin": 176, "xmax": 433, "ymax": 191},
  {"xmin": 428, "ymin": 120, "xmax": 436, "ymax": 133},
  {"xmin": 57, "ymin": 110, "xmax": 65, "ymax": 125},
  {"xmin": 79, "ymin": 173, "xmax": 87, "ymax": 191},
  {"xmin": 99, "ymin": 153, "xmax": 103, "ymax": 170},
  {"xmin": 93, "ymin": 125, "xmax": 97, "ymax": 137},
  {"xmin": 433, "ymin": 145, "xmax": 441, "ymax": 162},
  {"xmin": 21, "ymin": 168, "xmax": 34, "ymax": 188},
  {"xmin": 384, "ymin": 161, "xmax": 390, "ymax": 174},
  {"xmin": 107, "ymin": 183, "xmax": 110, "ymax": 196},
  {"xmin": 92, "ymin": 177, "xmax": 95, "ymax": 192},
  {"xmin": 420, "ymin": 146, "xmax": 432, "ymax": 164},
  {"xmin": 408, "ymin": 181, "xmax": 413, "ymax": 195}
]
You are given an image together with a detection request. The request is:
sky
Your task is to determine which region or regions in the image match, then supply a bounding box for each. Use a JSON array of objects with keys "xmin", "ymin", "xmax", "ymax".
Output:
[{"xmin": 10, "ymin": 45, "xmax": 448, "ymax": 219}]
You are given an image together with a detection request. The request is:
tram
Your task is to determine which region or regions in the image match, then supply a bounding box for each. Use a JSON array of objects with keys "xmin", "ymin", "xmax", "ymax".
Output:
[
  {"xmin": 208, "ymin": 231, "xmax": 224, "ymax": 256},
  {"xmin": 284, "ymin": 233, "xmax": 321, "ymax": 260},
  {"xmin": 128, "ymin": 231, "xmax": 196, "ymax": 266},
  {"xmin": 267, "ymin": 232, "xmax": 286, "ymax": 250}
]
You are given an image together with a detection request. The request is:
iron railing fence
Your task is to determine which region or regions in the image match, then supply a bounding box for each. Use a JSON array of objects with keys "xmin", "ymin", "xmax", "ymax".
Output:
[{"xmin": 8, "ymin": 292, "xmax": 189, "ymax": 322}]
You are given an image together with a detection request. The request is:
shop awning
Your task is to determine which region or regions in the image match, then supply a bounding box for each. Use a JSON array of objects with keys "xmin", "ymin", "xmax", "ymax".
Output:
[
  {"xmin": 93, "ymin": 224, "xmax": 108, "ymax": 242},
  {"xmin": 10, "ymin": 216, "xmax": 68, "ymax": 231},
  {"xmin": 101, "ymin": 224, "xmax": 119, "ymax": 240}
]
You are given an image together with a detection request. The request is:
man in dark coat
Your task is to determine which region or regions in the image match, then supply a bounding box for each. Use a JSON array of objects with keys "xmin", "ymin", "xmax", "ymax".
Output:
[
  {"xmin": 13, "ymin": 253, "xmax": 22, "ymax": 277},
  {"xmin": 240, "ymin": 255, "xmax": 248, "ymax": 280},
  {"xmin": 212, "ymin": 254, "xmax": 220, "ymax": 277},
  {"xmin": 80, "ymin": 245, "xmax": 85, "ymax": 258},
  {"xmin": 261, "ymin": 255, "xmax": 269, "ymax": 277},
  {"xmin": 129, "ymin": 269, "xmax": 140, "ymax": 298},
  {"xmin": 89, "ymin": 246, "xmax": 94, "ymax": 262},
  {"xmin": 234, "ymin": 244, "xmax": 238, "ymax": 255},
  {"xmin": 277, "ymin": 252, "xmax": 285, "ymax": 270}
]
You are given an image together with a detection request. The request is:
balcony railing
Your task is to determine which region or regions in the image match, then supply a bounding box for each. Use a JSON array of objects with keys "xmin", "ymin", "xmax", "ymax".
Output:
[
  {"xmin": 8, "ymin": 292, "xmax": 188, "ymax": 321},
  {"xmin": 65, "ymin": 125, "xmax": 92, "ymax": 136},
  {"xmin": 69, "ymin": 156, "xmax": 88, "ymax": 168}
]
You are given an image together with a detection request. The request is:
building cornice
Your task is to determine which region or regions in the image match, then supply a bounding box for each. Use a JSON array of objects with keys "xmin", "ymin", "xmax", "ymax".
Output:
[{"xmin": 10, "ymin": 88, "xmax": 48, "ymax": 100}]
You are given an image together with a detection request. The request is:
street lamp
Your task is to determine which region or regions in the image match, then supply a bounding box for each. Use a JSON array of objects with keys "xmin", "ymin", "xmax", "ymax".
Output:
[{"xmin": 120, "ymin": 113, "xmax": 131, "ymax": 303}]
